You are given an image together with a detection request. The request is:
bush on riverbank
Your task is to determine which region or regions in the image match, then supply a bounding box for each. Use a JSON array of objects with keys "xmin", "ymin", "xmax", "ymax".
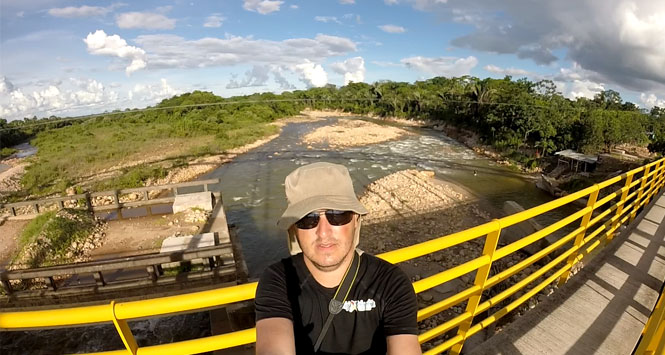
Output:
[
  {"xmin": 11, "ymin": 209, "xmax": 102, "ymax": 269},
  {"xmin": 0, "ymin": 147, "xmax": 17, "ymax": 159}
]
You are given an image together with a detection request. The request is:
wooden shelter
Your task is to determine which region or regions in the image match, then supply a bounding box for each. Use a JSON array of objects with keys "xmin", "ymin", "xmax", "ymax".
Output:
[{"xmin": 555, "ymin": 149, "xmax": 598, "ymax": 173}]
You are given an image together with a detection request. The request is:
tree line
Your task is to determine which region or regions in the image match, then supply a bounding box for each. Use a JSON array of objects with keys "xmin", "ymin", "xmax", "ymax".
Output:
[{"xmin": 3, "ymin": 75, "xmax": 665, "ymax": 161}]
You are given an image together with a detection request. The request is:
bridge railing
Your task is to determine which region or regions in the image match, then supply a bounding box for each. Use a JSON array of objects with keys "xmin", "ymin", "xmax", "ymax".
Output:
[
  {"xmin": 636, "ymin": 281, "xmax": 665, "ymax": 354},
  {"xmin": 0, "ymin": 179, "xmax": 220, "ymax": 219},
  {"xmin": 1, "ymin": 158, "xmax": 664, "ymax": 355},
  {"xmin": 0, "ymin": 237, "xmax": 235, "ymax": 297}
]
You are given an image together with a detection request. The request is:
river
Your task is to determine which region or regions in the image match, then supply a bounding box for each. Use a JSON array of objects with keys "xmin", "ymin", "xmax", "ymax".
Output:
[
  {"xmin": 0, "ymin": 116, "xmax": 565, "ymax": 354},
  {"xmin": 0, "ymin": 142, "xmax": 37, "ymax": 173},
  {"xmin": 201, "ymin": 116, "xmax": 562, "ymax": 278}
]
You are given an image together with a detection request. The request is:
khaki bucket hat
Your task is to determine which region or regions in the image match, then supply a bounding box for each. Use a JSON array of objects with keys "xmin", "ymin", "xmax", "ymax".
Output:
[{"xmin": 278, "ymin": 162, "xmax": 368, "ymax": 255}]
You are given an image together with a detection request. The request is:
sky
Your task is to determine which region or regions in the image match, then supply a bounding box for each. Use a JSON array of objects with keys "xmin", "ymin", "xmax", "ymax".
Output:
[{"xmin": 2, "ymin": 0, "xmax": 665, "ymax": 121}]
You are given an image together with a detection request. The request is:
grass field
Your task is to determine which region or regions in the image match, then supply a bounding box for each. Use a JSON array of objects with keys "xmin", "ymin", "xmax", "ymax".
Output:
[{"xmin": 10, "ymin": 92, "xmax": 298, "ymax": 199}]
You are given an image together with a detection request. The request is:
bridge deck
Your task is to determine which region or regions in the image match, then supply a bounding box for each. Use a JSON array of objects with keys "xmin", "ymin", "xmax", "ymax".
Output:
[{"xmin": 469, "ymin": 193, "xmax": 665, "ymax": 355}]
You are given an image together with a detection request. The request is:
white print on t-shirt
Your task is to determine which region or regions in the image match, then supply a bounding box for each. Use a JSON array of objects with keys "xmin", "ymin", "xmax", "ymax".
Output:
[{"xmin": 342, "ymin": 299, "xmax": 376, "ymax": 312}]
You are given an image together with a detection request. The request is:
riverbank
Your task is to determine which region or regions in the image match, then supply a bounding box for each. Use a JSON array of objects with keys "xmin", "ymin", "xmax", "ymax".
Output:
[
  {"xmin": 0, "ymin": 158, "xmax": 27, "ymax": 200},
  {"xmin": 0, "ymin": 110, "xmax": 416, "ymax": 203}
]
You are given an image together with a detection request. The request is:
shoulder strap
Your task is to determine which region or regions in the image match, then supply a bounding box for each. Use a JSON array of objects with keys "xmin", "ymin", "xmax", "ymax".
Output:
[{"xmin": 313, "ymin": 250, "xmax": 361, "ymax": 352}]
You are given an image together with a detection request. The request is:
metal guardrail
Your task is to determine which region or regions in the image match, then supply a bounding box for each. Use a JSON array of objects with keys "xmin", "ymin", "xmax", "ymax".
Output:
[
  {"xmin": 0, "ymin": 239, "xmax": 234, "ymax": 296},
  {"xmin": 1, "ymin": 159, "xmax": 665, "ymax": 354},
  {"xmin": 635, "ymin": 282, "xmax": 665, "ymax": 354},
  {"xmin": 0, "ymin": 179, "xmax": 220, "ymax": 219}
]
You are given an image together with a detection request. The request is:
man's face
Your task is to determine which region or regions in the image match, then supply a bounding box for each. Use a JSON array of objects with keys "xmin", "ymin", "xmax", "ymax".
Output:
[{"xmin": 295, "ymin": 210, "xmax": 357, "ymax": 272}]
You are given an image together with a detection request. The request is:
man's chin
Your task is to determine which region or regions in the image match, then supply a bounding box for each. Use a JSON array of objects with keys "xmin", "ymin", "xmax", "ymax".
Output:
[{"xmin": 310, "ymin": 256, "xmax": 345, "ymax": 272}]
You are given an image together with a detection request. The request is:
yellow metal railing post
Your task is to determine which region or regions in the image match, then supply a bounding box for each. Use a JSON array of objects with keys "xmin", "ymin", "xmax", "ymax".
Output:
[
  {"xmin": 644, "ymin": 161, "xmax": 662, "ymax": 206},
  {"xmin": 653, "ymin": 160, "xmax": 665, "ymax": 197},
  {"xmin": 635, "ymin": 285, "xmax": 665, "ymax": 354},
  {"xmin": 631, "ymin": 165, "xmax": 651, "ymax": 223},
  {"xmin": 608, "ymin": 173, "xmax": 634, "ymax": 245},
  {"xmin": 449, "ymin": 220, "xmax": 501, "ymax": 355},
  {"xmin": 557, "ymin": 185, "xmax": 599, "ymax": 287},
  {"xmin": 110, "ymin": 301, "xmax": 138, "ymax": 355}
]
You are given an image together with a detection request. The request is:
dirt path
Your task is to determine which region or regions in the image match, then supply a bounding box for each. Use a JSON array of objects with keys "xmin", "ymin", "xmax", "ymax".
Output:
[
  {"xmin": 90, "ymin": 211, "xmax": 209, "ymax": 260},
  {"xmin": 0, "ymin": 159, "xmax": 26, "ymax": 199},
  {"xmin": 0, "ymin": 220, "xmax": 29, "ymax": 268}
]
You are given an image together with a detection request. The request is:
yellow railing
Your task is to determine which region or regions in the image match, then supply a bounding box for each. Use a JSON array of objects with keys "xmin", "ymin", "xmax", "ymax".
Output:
[
  {"xmin": 636, "ymin": 283, "xmax": 665, "ymax": 355},
  {"xmin": 2, "ymin": 157, "xmax": 665, "ymax": 355}
]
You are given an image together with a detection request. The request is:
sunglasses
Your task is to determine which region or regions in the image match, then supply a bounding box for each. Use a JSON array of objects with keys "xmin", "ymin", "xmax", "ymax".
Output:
[{"xmin": 295, "ymin": 210, "xmax": 355, "ymax": 230}]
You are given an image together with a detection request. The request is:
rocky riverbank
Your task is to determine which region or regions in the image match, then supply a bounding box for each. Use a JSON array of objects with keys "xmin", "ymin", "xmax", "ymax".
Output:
[
  {"xmin": 0, "ymin": 157, "xmax": 26, "ymax": 200},
  {"xmin": 304, "ymin": 117, "xmax": 411, "ymax": 148}
]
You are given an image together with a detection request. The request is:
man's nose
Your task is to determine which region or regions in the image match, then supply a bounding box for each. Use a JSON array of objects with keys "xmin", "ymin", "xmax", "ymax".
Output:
[{"xmin": 315, "ymin": 213, "xmax": 333, "ymax": 238}]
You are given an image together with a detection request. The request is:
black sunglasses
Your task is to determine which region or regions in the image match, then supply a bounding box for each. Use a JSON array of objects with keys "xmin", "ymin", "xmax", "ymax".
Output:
[{"xmin": 295, "ymin": 210, "xmax": 355, "ymax": 230}]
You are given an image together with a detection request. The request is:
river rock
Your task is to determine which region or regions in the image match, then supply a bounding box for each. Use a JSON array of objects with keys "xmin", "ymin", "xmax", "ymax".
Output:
[{"xmin": 419, "ymin": 292, "xmax": 434, "ymax": 302}]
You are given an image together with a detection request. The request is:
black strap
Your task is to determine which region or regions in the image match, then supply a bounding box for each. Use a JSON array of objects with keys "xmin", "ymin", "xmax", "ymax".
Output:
[{"xmin": 313, "ymin": 250, "xmax": 361, "ymax": 352}]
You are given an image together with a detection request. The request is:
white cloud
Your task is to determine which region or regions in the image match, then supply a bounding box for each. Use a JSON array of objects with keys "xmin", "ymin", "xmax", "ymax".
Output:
[
  {"xmin": 483, "ymin": 64, "xmax": 531, "ymax": 77},
  {"xmin": 0, "ymin": 77, "xmax": 16, "ymax": 94},
  {"xmin": 294, "ymin": 60, "xmax": 328, "ymax": 87},
  {"xmin": 116, "ymin": 12, "xmax": 176, "ymax": 30},
  {"xmin": 133, "ymin": 33, "xmax": 356, "ymax": 69},
  {"xmin": 384, "ymin": 0, "xmax": 399, "ymax": 4},
  {"xmin": 340, "ymin": 0, "xmax": 355, "ymax": 4},
  {"xmin": 226, "ymin": 65, "xmax": 299, "ymax": 90},
  {"xmin": 227, "ymin": 66, "xmax": 271, "ymax": 89},
  {"xmin": 48, "ymin": 5, "xmax": 113, "ymax": 18},
  {"xmin": 290, "ymin": 5, "xmax": 299, "ymax": 9},
  {"xmin": 331, "ymin": 57, "xmax": 366, "ymax": 84},
  {"xmin": 0, "ymin": 79, "xmax": 119, "ymax": 120},
  {"xmin": 568, "ymin": 80, "xmax": 605, "ymax": 99},
  {"xmin": 16, "ymin": 11, "xmax": 25, "ymax": 17},
  {"xmin": 243, "ymin": 0, "xmax": 284, "ymax": 15},
  {"xmin": 204, "ymin": 14, "xmax": 225, "ymax": 28},
  {"xmin": 129, "ymin": 79, "xmax": 177, "ymax": 102},
  {"xmin": 84, "ymin": 30, "xmax": 147, "ymax": 75},
  {"xmin": 551, "ymin": 62, "xmax": 606, "ymax": 99},
  {"xmin": 315, "ymin": 16, "xmax": 341, "ymax": 24},
  {"xmin": 378, "ymin": 24, "xmax": 406, "ymax": 33},
  {"xmin": 371, "ymin": 60, "xmax": 401, "ymax": 67},
  {"xmin": 640, "ymin": 93, "xmax": 665, "ymax": 109},
  {"xmin": 401, "ymin": 56, "xmax": 478, "ymax": 77},
  {"xmin": 402, "ymin": 0, "xmax": 665, "ymax": 94},
  {"xmin": 273, "ymin": 68, "xmax": 296, "ymax": 90}
]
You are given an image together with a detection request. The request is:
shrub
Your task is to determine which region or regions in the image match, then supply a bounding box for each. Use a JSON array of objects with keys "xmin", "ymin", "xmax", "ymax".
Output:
[
  {"xmin": 0, "ymin": 147, "xmax": 17, "ymax": 159},
  {"xmin": 12, "ymin": 209, "xmax": 98, "ymax": 269},
  {"xmin": 94, "ymin": 164, "xmax": 168, "ymax": 191}
]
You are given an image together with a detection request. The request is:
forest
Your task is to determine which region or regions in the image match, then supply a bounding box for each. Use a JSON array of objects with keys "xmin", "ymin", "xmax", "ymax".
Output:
[{"xmin": 2, "ymin": 75, "xmax": 665, "ymax": 198}]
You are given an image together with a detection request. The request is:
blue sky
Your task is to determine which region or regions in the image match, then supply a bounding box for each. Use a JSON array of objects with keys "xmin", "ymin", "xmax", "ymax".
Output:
[{"xmin": 2, "ymin": 0, "xmax": 665, "ymax": 121}]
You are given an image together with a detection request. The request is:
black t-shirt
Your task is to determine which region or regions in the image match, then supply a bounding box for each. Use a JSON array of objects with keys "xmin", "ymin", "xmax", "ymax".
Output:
[{"xmin": 255, "ymin": 252, "xmax": 418, "ymax": 354}]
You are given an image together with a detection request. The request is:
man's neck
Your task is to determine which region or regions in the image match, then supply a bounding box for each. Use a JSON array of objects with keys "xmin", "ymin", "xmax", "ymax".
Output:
[{"xmin": 304, "ymin": 251, "xmax": 355, "ymax": 288}]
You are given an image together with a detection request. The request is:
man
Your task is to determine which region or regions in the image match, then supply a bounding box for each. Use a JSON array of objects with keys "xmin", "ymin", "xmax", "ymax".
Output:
[{"xmin": 255, "ymin": 162, "xmax": 421, "ymax": 354}]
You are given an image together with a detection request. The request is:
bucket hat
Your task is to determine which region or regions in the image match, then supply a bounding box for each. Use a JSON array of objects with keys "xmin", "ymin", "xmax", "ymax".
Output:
[{"xmin": 278, "ymin": 162, "xmax": 368, "ymax": 255}]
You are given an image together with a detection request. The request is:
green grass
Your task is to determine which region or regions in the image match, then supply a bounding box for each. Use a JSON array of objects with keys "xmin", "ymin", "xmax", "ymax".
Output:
[
  {"xmin": 18, "ymin": 210, "xmax": 57, "ymax": 250},
  {"xmin": 12, "ymin": 209, "xmax": 98, "ymax": 268},
  {"xmin": 0, "ymin": 147, "xmax": 17, "ymax": 159},
  {"xmin": 93, "ymin": 164, "xmax": 168, "ymax": 191},
  {"xmin": 15, "ymin": 106, "xmax": 284, "ymax": 197}
]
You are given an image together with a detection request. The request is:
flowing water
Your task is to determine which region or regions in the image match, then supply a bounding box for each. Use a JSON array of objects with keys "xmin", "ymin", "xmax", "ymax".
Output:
[
  {"xmin": 0, "ymin": 142, "xmax": 37, "ymax": 173},
  {"xmin": 201, "ymin": 117, "xmax": 562, "ymax": 278}
]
